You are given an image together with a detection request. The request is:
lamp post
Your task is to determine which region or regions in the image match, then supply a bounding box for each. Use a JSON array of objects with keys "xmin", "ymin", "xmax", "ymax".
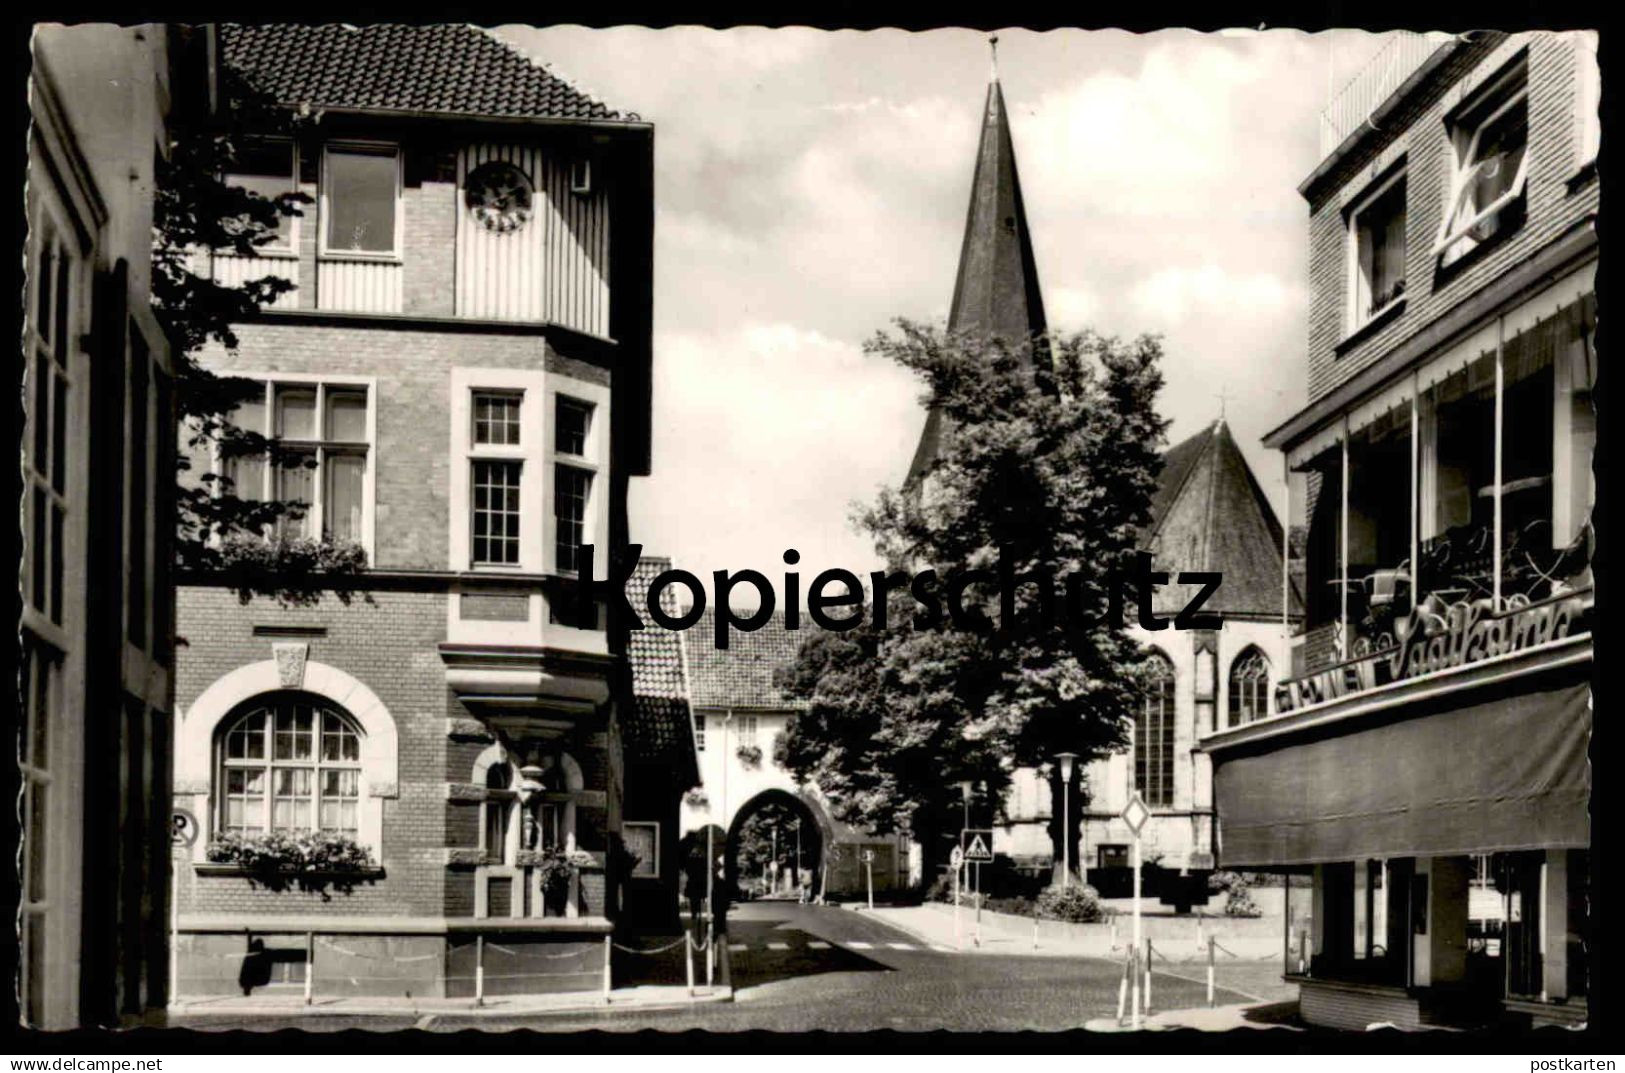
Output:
[{"xmin": 1055, "ymin": 753, "xmax": 1078, "ymax": 890}]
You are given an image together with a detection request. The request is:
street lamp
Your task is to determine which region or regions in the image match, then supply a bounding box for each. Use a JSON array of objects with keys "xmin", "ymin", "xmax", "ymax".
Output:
[{"xmin": 1055, "ymin": 753, "xmax": 1078, "ymax": 890}]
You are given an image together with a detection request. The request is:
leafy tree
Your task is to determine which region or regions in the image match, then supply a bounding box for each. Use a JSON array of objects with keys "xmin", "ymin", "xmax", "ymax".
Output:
[
  {"xmin": 778, "ymin": 320, "xmax": 1168, "ymax": 886},
  {"xmin": 153, "ymin": 61, "xmax": 366, "ymax": 606}
]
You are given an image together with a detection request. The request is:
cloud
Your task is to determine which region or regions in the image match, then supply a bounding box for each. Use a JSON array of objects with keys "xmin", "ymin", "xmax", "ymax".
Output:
[
  {"xmin": 631, "ymin": 322, "xmax": 922, "ymax": 581},
  {"xmin": 1129, "ymin": 265, "xmax": 1303, "ymax": 322}
]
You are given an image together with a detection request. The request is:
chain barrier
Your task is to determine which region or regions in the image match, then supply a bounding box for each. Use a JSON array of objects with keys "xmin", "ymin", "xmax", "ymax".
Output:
[
  {"xmin": 1210, "ymin": 939, "xmax": 1279, "ymax": 962},
  {"xmin": 610, "ymin": 935, "xmax": 689, "ymax": 956}
]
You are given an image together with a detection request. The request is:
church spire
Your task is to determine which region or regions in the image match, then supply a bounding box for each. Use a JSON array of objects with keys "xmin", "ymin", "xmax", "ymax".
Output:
[{"xmin": 907, "ymin": 44, "xmax": 1048, "ymax": 484}]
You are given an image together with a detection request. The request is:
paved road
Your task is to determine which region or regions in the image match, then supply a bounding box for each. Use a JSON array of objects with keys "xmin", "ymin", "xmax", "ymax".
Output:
[{"xmin": 172, "ymin": 901, "xmax": 1264, "ymax": 1033}]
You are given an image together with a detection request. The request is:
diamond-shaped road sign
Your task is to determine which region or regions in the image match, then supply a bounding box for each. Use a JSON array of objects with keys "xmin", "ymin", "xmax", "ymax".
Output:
[
  {"xmin": 1120, "ymin": 792, "xmax": 1151, "ymax": 837},
  {"xmin": 961, "ymin": 829, "xmax": 994, "ymax": 863}
]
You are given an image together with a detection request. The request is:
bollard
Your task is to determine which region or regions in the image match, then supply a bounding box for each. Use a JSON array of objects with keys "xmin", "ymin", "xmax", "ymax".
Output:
[
  {"xmin": 1032, "ymin": 911, "xmax": 1039, "ymax": 952},
  {"xmin": 1144, "ymin": 938, "xmax": 1153, "ymax": 1012},
  {"xmin": 1111, "ymin": 915, "xmax": 1118, "ymax": 949},
  {"xmin": 602, "ymin": 935, "xmax": 612, "ymax": 1004},
  {"xmin": 1129, "ymin": 947, "xmax": 1141, "ymax": 1030},
  {"xmin": 685, "ymin": 926, "xmax": 695, "ymax": 997},
  {"xmin": 476, "ymin": 935, "xmax": 486, "ymax": 1007},
  {"xmin": 304, "ymin": 932, "xmax": 315, "ymax": 1006},
  {"xmin": 1115, "ymin": 948, "xmax": 1129, "ymax": 1024},
  {"xmin": 705, "ymin": 915, "xmax": 714, "ymax": 988},
  {"xmin": 1206, "ymin": 935, "xmax": 1215, "ymax": 1008}
]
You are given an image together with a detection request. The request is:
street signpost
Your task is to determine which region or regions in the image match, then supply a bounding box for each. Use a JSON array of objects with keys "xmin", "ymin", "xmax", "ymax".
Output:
[
  {"xmin": 962, "ymin": 830, "xmax": 993, "ymax": 946},
  {"xmin": 170, "ymin": 808, "xmax": 198, "ymax": 1012},
  {"xmin": 950, "ymin": 845, "xmax": 965, "ymax": 949},
  {"xmin": 1121, "ymin": 792, "xmax": 1151, "ymax": 1029},
  {"xmin": 861, "ymin": 848, "xmax": 875, "ymax": 910}
]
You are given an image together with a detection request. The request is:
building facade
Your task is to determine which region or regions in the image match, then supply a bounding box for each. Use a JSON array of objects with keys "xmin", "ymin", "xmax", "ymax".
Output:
[
  {"xmin": 168, "ymin": 24, "xmax": 660, "ymax": 1000},
  {"xmin": 1208, "ymin": 31, "xmax": 1597, "ymax": 1029},
  {"xmin": 998, "ymin": 421, "xmax": 1301, "ymax": 905},
  {"xmin": 675, "ymin": 608, "xmax": 910, "ymax": 902},
  {"xmin": 22, "ymin": 23, "xmax": 209, "ymax": 1029}
]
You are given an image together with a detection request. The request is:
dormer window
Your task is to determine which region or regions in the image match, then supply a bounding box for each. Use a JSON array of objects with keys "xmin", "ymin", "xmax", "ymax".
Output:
[
  {"xmin": 322, "ymin": 144, "xmax": 401, "ymax": 258},
  {"xmin": 570, "ymin": 157, "xmax": 591, "ymax": 195},
  {"xmin": 1348, "ymin": 168, "xmax": 1407, "ymax": 332},
  {"xmin": 1435, "ymin": 59, "xmax": 1528, "ymax": 269}
]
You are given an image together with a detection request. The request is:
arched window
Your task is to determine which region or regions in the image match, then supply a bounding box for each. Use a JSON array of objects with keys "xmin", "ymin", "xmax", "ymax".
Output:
[
  {"xmin": 218, "ymin": 692, "xmax": 362, "ymax": 837},
  {"xmin": 484, "ymin": 762, "xmax": 514, "ymax": 861},
  {"xmin": 1134, "ymin": 653, "xmax": 1176, "ymax": 808},
  {"xmin": 1229, "ymin": 647, "xmax": 1271, "ymax": 727}
]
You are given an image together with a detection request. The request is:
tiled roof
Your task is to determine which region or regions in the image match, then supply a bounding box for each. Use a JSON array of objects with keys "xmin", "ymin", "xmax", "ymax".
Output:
[
  {"xmin": 220, "ymin": 24, "xmax": 628, "ymax": 122},
  {"xmin": 1146, "ymin": 420, "xmax": 1305, "ymax": 619},
  {"xmin": 685, "ymin": 608, "xmax": 811, "ymax": 711},
  {"xmin": 622, "ymin": 557, "xmax": 697, "ymax": 780}
]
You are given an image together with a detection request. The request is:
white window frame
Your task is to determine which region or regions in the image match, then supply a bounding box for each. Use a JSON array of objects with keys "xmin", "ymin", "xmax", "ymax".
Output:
[
  {"xmin": 448, "ymin": 368, "xmax": 610, "ymax": 578},
  {"xmin": 1433, "ymin": 62, "xmax": 1530, "ymax": 262},
  {"xmin": 468, "ymin": 388, "xmax": 528, "ymax": 569},
  {"xmin": 319, "ymin": 141, "xmax": 404, "ymax": 261},
  {"xmin": 571, "ymin": 156, "xmax": 592, "ymax": 195},
  {"xmin": 623, "ymin": 821, "xmax": 661, "ymax": 879},
  {"xmin": 213, "ymin": 372, "xmax": 378, "ymax": 560},
  {"xmin": 1345, "ymin": 166, "xmax": 1408, "ymax": 335},
  {"xmin": 546, "ymin": 382, "xmax": 608, "ymax": 578},
  {"xmin": 222, "ymin": 136, "xmax": 300, "ymax": 257},
  {"xmin": 216, "ymin": 696, "xmax": 365, "ymax": 839}
]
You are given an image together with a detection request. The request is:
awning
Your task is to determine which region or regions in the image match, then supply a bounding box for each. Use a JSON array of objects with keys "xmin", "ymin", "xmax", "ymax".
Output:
[
  {"xmin": 1214, "ymin": 678, "xmax": 1590, "ymax": 867},
  {"xmin": 1285, "ymin": 260, "xmax": 1596, "ymax": 472}
]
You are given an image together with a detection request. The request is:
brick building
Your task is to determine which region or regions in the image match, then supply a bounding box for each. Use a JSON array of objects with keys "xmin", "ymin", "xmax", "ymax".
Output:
[
  {"xmin": 169, "ymin": 24, "xmax": 665, "ymax": 1000},
  {"xmin": 22, "ymin": 23, "xmax": 212, "ymax": 1028},
  {"xmin": 1209, "ymin": 31, "xmax": 1597, "ymax": 1029}
]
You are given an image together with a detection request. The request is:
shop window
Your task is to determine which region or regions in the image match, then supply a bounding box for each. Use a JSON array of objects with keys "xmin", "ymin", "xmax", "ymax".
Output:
[
  {"xmin": 1436, "ymin": 59, "xmax": 1528, "ymax": 269},
  {"xmin": 1347, "ymin": 413, "xmax": 1414, "ymax": 644}
]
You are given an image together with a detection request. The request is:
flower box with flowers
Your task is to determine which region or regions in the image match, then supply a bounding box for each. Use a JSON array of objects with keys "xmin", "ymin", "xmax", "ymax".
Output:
[{"xmin": 202, "ymin": 830, "xmax": 383, "ymax": 882}]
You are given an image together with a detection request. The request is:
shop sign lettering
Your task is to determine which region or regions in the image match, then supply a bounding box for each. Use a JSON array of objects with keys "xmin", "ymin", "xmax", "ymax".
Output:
[{"xmin": 1275, "ymin": 591, "xmax": 1589, "ymax": 714}]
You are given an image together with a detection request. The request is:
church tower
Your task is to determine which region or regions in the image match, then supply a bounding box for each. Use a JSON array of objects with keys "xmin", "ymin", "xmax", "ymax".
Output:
[{"xmin": 905, "ymin": 42, "xmax": 1049, "ymax": 485}]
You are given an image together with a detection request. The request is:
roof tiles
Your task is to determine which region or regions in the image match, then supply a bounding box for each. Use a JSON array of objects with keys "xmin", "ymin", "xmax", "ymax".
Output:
[{"xmin": 220, "ymin": 24, "xmax": 627, "ymax": 122}]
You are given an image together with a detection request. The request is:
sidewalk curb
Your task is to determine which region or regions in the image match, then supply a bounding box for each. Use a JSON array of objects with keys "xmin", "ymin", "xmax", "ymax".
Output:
[{"xmin": 169, "ymin": 987, "xmax": 734, "ymax": 1021}]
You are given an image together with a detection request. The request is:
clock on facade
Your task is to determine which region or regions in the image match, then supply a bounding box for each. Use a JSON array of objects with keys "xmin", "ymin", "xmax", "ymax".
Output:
[{"xmin": 464, "ymin": 161, "xmax": 535, "ymax": 234}]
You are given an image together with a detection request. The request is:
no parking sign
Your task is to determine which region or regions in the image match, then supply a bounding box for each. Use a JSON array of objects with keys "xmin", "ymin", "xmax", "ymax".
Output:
[{"xmin": 172, "ymin": 808, "xmax": 199, "ymax": 848}]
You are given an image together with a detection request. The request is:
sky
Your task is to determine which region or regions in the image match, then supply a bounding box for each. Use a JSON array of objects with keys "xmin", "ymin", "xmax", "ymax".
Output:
[{"xmin": 497, "ymin": 26, "xmax": 1403, "ymax": 588}]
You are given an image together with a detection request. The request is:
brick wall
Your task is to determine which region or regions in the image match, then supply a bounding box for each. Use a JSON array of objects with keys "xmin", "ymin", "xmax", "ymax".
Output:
[
  {"xmin": 1304, "ymin": 33, "xmax": 1598, "ymax": 404},
  {"xmin": 176, "ymin": 586, "xmax": 451, "ymax": 917},
  {"xmin": 402, "ymin": 146, "xmax": 457, "ymax": 317},
  {"xmin": 192, "ymin": 323, "xmax": 609, "ymax": 571}
]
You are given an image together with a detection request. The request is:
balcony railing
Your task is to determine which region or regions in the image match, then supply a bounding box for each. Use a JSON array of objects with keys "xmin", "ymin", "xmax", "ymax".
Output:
[{"xmin": 1319, "ymin": 33, "xmax": 1454, "ymax": 159}]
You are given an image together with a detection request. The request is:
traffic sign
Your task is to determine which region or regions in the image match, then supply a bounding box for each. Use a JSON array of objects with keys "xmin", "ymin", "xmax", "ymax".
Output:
[
  {"xmin": 961, "ymin": 828, "xmax": 994, "ymax": 863},
  {"xmin": 950, "ymin": 846, "xmax": 965, "ymax": 867},
  {"xmin": 860, "ymin": 849, "xmax": 875, "ymax": 864},
  {"xmin": 172, "ymin": 808, "xmax": 199, "ymax": 848},
  {"xmin": 1121, "ymin": 792, "xmax": 1151, "ymax": 837}
]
